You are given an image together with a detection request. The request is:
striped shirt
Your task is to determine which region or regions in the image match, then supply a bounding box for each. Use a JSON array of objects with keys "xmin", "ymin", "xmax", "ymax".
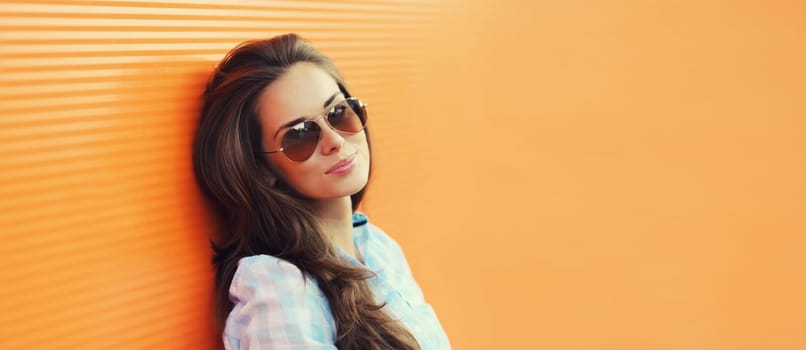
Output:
[{"xmin": 223, "ymin": 212, "xmax": 451, "ymax": 349}]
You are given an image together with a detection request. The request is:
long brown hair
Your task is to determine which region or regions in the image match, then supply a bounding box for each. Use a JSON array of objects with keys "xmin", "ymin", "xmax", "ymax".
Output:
[{"xmin": 192, "ymin": 34, "xmax": 420, "ymax": 350}]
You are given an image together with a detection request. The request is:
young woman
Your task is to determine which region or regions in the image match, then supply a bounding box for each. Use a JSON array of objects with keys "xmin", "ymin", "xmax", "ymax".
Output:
[{"xmin": 192, "ymin": 34, "xmax": 450, "ymax": 350}]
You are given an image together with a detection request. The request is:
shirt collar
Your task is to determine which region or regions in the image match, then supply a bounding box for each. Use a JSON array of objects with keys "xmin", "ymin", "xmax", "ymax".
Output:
[{"xmin": 352, "ymin": 211, "xmax": 368, "ymax": 227}]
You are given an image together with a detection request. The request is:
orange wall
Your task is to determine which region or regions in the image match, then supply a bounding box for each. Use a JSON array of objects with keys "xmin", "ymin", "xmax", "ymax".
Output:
[{"xmin": 2, "ymin": 1, "xmax": 805, "ymax": 349}]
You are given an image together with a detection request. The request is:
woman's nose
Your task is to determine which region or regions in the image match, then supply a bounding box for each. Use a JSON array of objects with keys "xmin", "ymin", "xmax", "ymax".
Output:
[{"xmin": 318, "ymin": 119, "xmax": 345, "ymax": 155}]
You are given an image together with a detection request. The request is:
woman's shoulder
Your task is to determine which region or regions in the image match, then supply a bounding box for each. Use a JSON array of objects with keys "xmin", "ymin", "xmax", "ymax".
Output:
[
  {"xmin": 238, "ymin": 253, "xmax": 295, "ymax": 266},
  {"xmin": 225, "ymin": 255, "xmax": 337, "ymax": 348},
  {"xmin": 237, "ymin": 254, "xmax": 301, "ymax": 274},
  {"xmin": 230, "ymin": 254, "xmax": 318, "ymax": 298}
]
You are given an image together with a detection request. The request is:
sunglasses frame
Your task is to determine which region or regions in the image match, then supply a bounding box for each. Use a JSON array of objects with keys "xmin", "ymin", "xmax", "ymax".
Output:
[{"xmin": 261, "ymin": 97, "xmax": 368, "ymax": 162}]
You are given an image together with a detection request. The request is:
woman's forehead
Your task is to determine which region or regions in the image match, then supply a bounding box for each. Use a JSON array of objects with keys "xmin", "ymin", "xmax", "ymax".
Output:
[{"xmin": 257, "ymin": 62, "xmax": 340, "ymax": 130}]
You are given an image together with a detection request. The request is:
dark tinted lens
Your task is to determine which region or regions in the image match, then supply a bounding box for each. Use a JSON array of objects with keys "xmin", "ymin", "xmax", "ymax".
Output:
[
  {"xmin": 281, "ymin": 121, "xmax": 321, "ymax": 161},
  {"xmin": 347, "ymin": 98, "xmax": 368, "ymax": 126},
  {"xmin": 327, "ymin": 99, "xmax": 367, "ymax": 133}
]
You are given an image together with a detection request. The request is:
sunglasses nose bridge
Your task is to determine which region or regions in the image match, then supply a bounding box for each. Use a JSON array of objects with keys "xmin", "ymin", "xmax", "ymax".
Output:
[
  {"xmin": 313, "ymin": 114, "xmax": 332, "ymax": 131},
  {"xmin": 313, "ymin": 112, "xmax": 343, "ymax": 133}
]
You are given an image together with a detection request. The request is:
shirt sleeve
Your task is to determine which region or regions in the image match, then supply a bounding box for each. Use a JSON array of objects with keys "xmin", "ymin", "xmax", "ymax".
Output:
[{"xmin": 223, "ymin": 255, "xmax": 337, "ymax": 350}]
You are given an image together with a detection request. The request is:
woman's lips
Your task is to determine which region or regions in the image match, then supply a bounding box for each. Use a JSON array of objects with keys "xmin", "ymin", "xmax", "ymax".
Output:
[{"xmin": 325, "ymin": 153, "xmax": 357, "ymax": 175}]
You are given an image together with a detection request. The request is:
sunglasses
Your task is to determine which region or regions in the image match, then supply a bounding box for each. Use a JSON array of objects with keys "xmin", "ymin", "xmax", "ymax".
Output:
[{"xmin": 262, "ymin": 97, "xmax": 368, "ymax": 162}]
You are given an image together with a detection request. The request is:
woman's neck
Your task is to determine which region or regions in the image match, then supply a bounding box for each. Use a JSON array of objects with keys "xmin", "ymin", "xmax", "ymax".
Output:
[{"xmin": 312, "ymin": 197, "xmax": 360, "ymax": 261}]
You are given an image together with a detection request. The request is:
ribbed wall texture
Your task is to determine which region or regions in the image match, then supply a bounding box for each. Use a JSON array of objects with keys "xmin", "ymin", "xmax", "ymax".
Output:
[
  {"xmin": 3, "ymin": 1, "xmax": 806, "ymax": 350},
  {"xmin": 0, "ymin": 1, "xmax": 444, "ymax": 349}
]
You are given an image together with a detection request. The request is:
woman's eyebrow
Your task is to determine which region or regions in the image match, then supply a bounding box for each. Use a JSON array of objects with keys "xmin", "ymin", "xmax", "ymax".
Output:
[
  {"xmin": 321, "ymin": 91, "xmax": 341, "ymax": 109},
  {"xmin": 273, "ymin": 91, "xmax": 343, "ymax": 137},
  {"xmin": 274, "ymin": 117, "xmax": 307, "ymax": 138}
]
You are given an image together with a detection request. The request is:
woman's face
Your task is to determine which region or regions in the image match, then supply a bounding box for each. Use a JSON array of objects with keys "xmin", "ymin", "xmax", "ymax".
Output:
[{"xmin": 257, "ymin": 62, "xmax": 370, "ymax": 200}]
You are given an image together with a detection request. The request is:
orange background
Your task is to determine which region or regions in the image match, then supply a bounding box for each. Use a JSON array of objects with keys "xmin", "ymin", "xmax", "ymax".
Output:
[{"xmin": 1, "ymin": 1, "xmax": 805, "ymax": 349}]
